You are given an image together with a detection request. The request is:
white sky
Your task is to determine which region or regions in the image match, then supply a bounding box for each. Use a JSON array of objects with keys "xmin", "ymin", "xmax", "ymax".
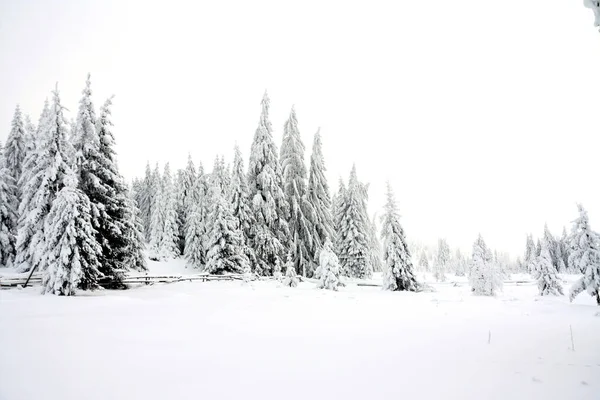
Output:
[{"xmin": 1, "ymin": 0, "xmax": 599, "ymax": 257}]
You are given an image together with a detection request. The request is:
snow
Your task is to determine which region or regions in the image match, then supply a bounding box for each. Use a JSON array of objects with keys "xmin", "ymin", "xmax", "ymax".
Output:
[{"xmin": 1, "ymin": 261, "xmax": 599, "ymax": 400}]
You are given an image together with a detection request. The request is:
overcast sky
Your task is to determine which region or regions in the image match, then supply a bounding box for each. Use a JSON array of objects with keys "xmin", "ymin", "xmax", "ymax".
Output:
[{"xmin": 1, "ymin": 0, "xmax": 599, "ymax": 257}]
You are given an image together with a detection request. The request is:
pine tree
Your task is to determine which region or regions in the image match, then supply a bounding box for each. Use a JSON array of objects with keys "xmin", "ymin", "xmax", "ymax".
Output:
[
  {"xmin": 280, "ymin": 106, "xmax": 315, "ymax": 277},
  {"xmin": 332, "ymin": 178, "xmax": 346, "ymax": 258},
  {"xmin": 5, "ymin": 105, "xmax": 27, "ymax": 197},
  {"xmin": 179, "ymin": 154, "xmax": 197, "ymax": 247},
  {"xmin": 23, "ymin": 114, "xmax": 36, "ymax": 157},
  {"xmin": 368, "ymin": 213, "xmax": 383, "ymax": 273},
  {"xmin": 159, "ymin": 163, "xmax": 180, "ymax": 259},
  {"xmin": 567, "ymin": 204, "xmax": 600, "ymax": 305},
  {"xmin": 205, "ymin": 179, "xmax": 249, "ymax": 275},
  {"xmin": 72, "ymin": 74, "xmax": 97, "ymax": 167},
  {"xmin": 184, "ymin": 163, "xmax": 208, "ymax": 268},
  {"xmin": 336, "ymin": 165, "xmax": 372, "ymax": 279},
  {"xmin": 283, "ymin": 251, "xmax": 299, "ymax": 287},
  {"xmin": 433, "ymin": 239, "xmax": 450, "ymax": 282},
  {"xmin": 317, "ymin": 239, "xmax": 341, "ymax": 290},
  {"xmin": 15, "ymin": 86, "xmax": 74, "ymax": 273},
  {"xmin": 419, "ymin": 250, "xmax": 429, "ymax": 272},
  {"xmin": 139, "ymin": 162, "xmax": 154, "ymax": 241},
  {"xmin": 454, "ymin": 249, "xmax": 466, "ymax": 276},
  {"xmin": 470, "ymin": 235, "xmax": 502, "ymax": 296},
  {"xmin": 0, "ymin": 143, "xmax": 17, "ymax": 267},
  {"xmin": 543, "ymin": 224, "xmax": 559, "ymax": 270},
  {"xmin": 148, "ymin": 163, "xmax": 164, "ymax": 259},
  {"xmin": 247, "ymin": 91, "xmax": 289, "ymax": 275},
  {"xmin": 524, "ymin": 234, "xmax": 536, "ymax": 273},
  {"xmin": 307, "ymin": 128, "xmax": 334, "ymax": 268},
  {"xmin": 381, "ymin": 183, "xmax": 417, "ymax": 291},
  {"xmin": 535, "ymin": 239, "xmax": 542, "ymax": 257},
  {"xmin": 41, "ymin": 174, "xmax": 102, "ymax": 295},
  {"xmin": 230, "ymin": 145, "xmax": 256, "ymax": 268},
  {"xmin": 122, "ymin": 194, "xmax": 148, "ymax": 272},
  {"xmin": 532, "ymin": 238, "xmax": 564, "ymax": 296}
]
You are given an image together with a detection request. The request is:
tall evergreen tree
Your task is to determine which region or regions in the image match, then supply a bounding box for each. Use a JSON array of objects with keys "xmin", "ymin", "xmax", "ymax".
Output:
[
  {"xmin": 0, "ymin": 143, "xmax": 17, "ymax": 267},
  {"xmin": 332, "ymin": 178, "xmax": 346, "ymax": 258},
  {"xmin": 419, "ymin": 250, "xmax": 429, "ymax": 272},
  {"xmin": 41, "ymin": 173, "xmax": 102, "ymax": 295},
  {"xmin": 280, "ymin": 106, "xmax": 315, "ymax": 276},
  {"xmin": 139, "ymin": 162, "xmax": 154, "ymax": 241},
  {"xmin": 72, "ymin": 74, "xmax": 97, "ymax": 167},
  {"xmin": 317, "ymin": 239, "xmax": 341, "ymax": 290},
  {"xmin": 470, "ymin": 235, "xmax": 502, "ymax": 296},
  {"xmin": 23, "ymin": 114, "xmax": 36, "ymax": 157},
  {"xmin": 159, "ymin": 163, "xmax": 180, "ymax": 259},
  {"xmin": 454, "ymin": 249, "xmax": 467, "ymax": 276},
  {"xmin": 307, "ymin": 128, "xmax": 334, "ymax": 266},
  {"xmin": 543, "ymin": 224, "xmax": 559, "ymax": 270},
  {"xmin": 184, "ymin": 162, "xmax": 208, "ymax": 268},
  {"xmin": 568, "ymin": 204, "xmax": 600, "ymax": 305},
  {"xmin": 4, "ymin": 105, "xmax": 27, "ymax": 196},
  {"xmin": 122, "ymin": 194, "xmax": 148, "ymax": 272},
  {"xmin": 336, "ymin": 165, "xmax": 372, "ymax": 279},
  {"xmin": 230, "ymin": 145, "xmax": 256, "ymax": 267},
  {"xmin": 15, "ymin": 86, "xmax": 73, "ymax": 273},
  {"xmin": 532, "ymin": 237, "xmax": 564, "ymax": 296},
  {"xmin": 247, "ymin": 92, "xmax": 289, "ymax": 275},
  {"xmin": 433, "ymin": 239, "xmax": 450, "ymax": 282},
  {"xmin": 368, "ymin": 213, "xmax": 383, "ymax": 273},
  {"xmin": 149, "ymin": 163, "xmax": 164, "ymax": 258},
  {"xmin": 381, "ymin": 183, "xmax": 417, "ymax": 291},
  {"xmin": 524, "ymin": 234, "xmax": 536, "ymax": 273},
  {"xmin": 205, "ymin": 179, "xmax": 249, "ymax": 275}
]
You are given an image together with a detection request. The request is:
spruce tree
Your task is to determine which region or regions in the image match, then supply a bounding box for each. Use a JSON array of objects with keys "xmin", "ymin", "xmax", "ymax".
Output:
[
  {"xmin": 470, "ymin": 235, "xmax": 502, "ymax": 296},
  {"xmin": 433, "ymin": 239, "xmax": 450, "ymax": 282},
  {"xmin": 419, "ymin": 250, "xmax": 429, "ymax": 272},
  {"xmin": 524, "ymin": 234, "xmax": 536, "ymax": 273},
  {"xmin": 41, "ymin": 174, "xmax": 102, "ymax": 295},
  {"xmin": 5, "ymin": 105, "xmax": 27, "ymax": 196},
  {"xmin": 247, "ymin": 91, "xmax": 289, "ymax": 275},
  {"xmin": 23, "ymin": 114, "xmax": 37, "ymax": 158},
  {"xmin": 122, "ymin": 194, "xmax": 148, "ymax": 272},
  {"xmin": 317, "ymin": 239, "xmax": 341, "ymax": 290},
  {"xmin": 0, "ymin": 143, "xmax": 17, "ymax": 267},
  {"xmin": 15, "ymin": 86, "xmax": 73, "ymax": 273},
  {"xmin": 381, "ymin": 183, "xmax": 417, "ymax": 291},
  {"xmin": 280, "ymin": 106, "xmax": 315, "ymax": 277},
  {"xmin": 205, "ymin": 179, "xmax": 249, "ymax": 275},
  {"xmin": 332, "ymin": 178, "xmax": 346, "ymax": 258},
  {"xmin": 532, "ymin": 238, "xmax": 564, "ymax": 296},
  {"xmin": 368, "ymin": 213, "xmax": 383, "ymax": 273},
  {"xmin": 139, "ymin": 162, "xmax": 154, "ymax": 241},
  {"xmin": 283, "ymin": 251, "xmax": 299, "ymax": 287},
  {"xmin": 567, "ymin": 204, "xmax": 600, "ymax": 305},
  {"xmin": 454, "ymin": 249, "xmax": 467, "ymax": 276},
  {"xmin": 159, "ymin": 163, "xmax": 180, "ymax": 259},
  {"xmin": 230, "ymin": 145, "xmax": 256, "ymax": 268},
  {"xmin": 336, "ymin": 165, "xmax": 372, "ymax": 279},
  {"xmin": 72, "ymin": 74, "xmax": 97, "ymax": 166},
  {"xmin": 148, "ymin": 163, "xmax": 164, "ymax": 258},
  {"xmin": 543, "ymin": 224, "xmax": 559, "ymax": 270},
  {"xmin": 184, "ymin": 163, "xmax": 208, "ymax": 268},
  {"xmin": 307, "ymin": 128, "xmax": 334, "ymax": 266}
]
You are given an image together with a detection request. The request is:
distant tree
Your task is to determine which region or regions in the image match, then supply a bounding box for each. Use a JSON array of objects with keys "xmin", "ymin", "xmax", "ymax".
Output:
[
  {"xmin": 470, "ymin": 235, "xmax": 502, "ymax": 296},
  {"xmin": 148, "ymin": 163, "xmax": 164, "ymax": 258},
  {"xmin": 535, "ymin": 239, "xmax": 542, "ymax": 257},
  {"xmin": 158, "ymin": 163, "xmax": 180, "ymax": 259},
  {"xmin": 532, "ymin": 238, "xmax": 564, "ymax": 296},
  {"xmin": 184, "ymin": 163, "xmax": 208, "ymax": 269},
  {"xmin": 419, "ymin": 250, "xmax": 429, "ymax": 272},
  {"xmin": 567, "ymin": 204, "xmax": 600, "ymax": 305},
  {"xmin": 433, "ymin": 239, "xmax": 450, "ymax": 282},
  {"xmin": 368, "ymin": 213, "xmax": 383, "ymax": 273},
  {"xmin": 122, "ymin": 194, "xmax": 148, "ymax": 272},
  {"xmin": 524, "ymin": 234, "xmax": 536, "ymax": 274},
  {"xmin": 307, "ymin": 129, "xmax": 334, "ymax": 270},
  {"xmin": 139, "ymin": 162, "xmax": 154, "ymax": 240},
  {"xmin": 317, "ymin": 239, "xmax": 341, "ymax": 290},
  {"xmin": 454, "ymin": 249, "xmax": 467, "ymax": 276},
  {"xmin": 247, "ymin": 92, "xmax": 289, "ymax": 275},
  {"xmin": 332, "ymin": 178, "xmax": 346, "ymax": 258},
  {"xmin": 381, "ymin": 183, "xmax": 417, "ymax": 291}
]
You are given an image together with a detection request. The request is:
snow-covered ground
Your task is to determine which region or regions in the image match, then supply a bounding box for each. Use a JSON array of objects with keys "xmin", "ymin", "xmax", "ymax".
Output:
[{"xmin": 1, "ymin": 261, "xmax": 599, "ymax": 400}]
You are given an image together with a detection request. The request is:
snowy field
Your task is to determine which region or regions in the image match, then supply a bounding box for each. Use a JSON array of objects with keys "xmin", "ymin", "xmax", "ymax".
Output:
[{"xmin": 1, "ymin": 261, "xmax": 600, "ymax": 400}]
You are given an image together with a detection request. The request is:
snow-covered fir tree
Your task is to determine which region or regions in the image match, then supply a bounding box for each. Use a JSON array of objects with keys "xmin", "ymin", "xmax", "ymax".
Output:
[
  {"xmin": 0, "ymin": 143, "xmax": 17, "ymax": 267},
  {"xmin": 122, "ymin": 194, "xmax": 148, "ymax": 272},
  {"xmin": 41, "ymin": 173, "xmax": 102, "ymax": 295},
  {"xmin": 567, "ymin": 204, "xmax": 600, "ymax": 305},
  {"xmin": 184, "ymin": 162, "xmax": 208, "ymax": 269},
  {"xmin": 317, "ymin": 239, "xmax": 341, "ymax": 290},
  {"xmin": 381, "ymin": 183, "xmax": 417, "ymax": 292},
  {"xmin": 535, "ymin": 239, "xmax": 542, "ymax": 257},
  {"xmin": 433, "ymin": 239, "xmax": 450, "ymax": 282},
  {"xmin": 470, "ymin": 234, "xmax": 502, "ymax": 296},
  {"xmin": 368, "ymin": 213, "xmax": 383, "ymax": 273},
  {"xmin": 306, "ymin": 128, "xmax": 334, "ymax": 267},
  {"xmin": 15, "ymin": 86, "xmax": 73, "ymax": 273},
  {"xmin": 139, "ymin": 162, "xmax": 154, "ymax": 240},
  {"xmin": 247, "ymin": 91, "xmax": 290, "ymax": 275},
  {"xmin": 454, "ymin": 249, "xmax": 467, "ymax": 276},
  {"xmin": 23, "ymin": 114, "xmax": 37, "ymax": 158},
  {"xmin": 280, "ymin": 106, "xmax": 315, "ymax": 277},
  {"xmin": 559, "ymin": 227, "xmax": 571, "ymax": 273},
  {"xmin": 532, "ymin": 237, "xmax": 564, "ymax": 296},
  {"xmin": 336, "ymin": 165, "xmax": 372, "ymax": 279},
  {"xmin": 332, "ymin": 178, "xmax": 346, "ymax": 257},
  {"xmin": 230, "ymin": 145, "xmax": 256, "ymax": 266},
  {"xmin": 419, "ymin": 250, "xmax": 429, "ymax": 272},
  {"xmin": 283, "ymin": 251, "xmax": 299, "ymax": 287},
  {"xmin": 543, "ymin": 224, "xmax": 559, "ymax": 271},
  {"xmin": 524, "ymin": 234, "xmax": 536, "ymax": 273},
  {"xmin": 177, "ymin": 154, "xmax": 197, "ymax": 252},
  {"xmin": 158, "ymin": 163, "xmax": 180, "ymax": 259},
  {"xmin": 72, "ymin": 74, "xmax": 97, "ymax": 167},
  {"xmin": 4, "ymin": 105, "xmax": 27, "ymax": 197},
  {"xmin": 148, "ymin": 163, "xmax": 164, "ymax": 258},
  {"xmin": 204, "ymin": 179, "xmax": 250, "ymax": 275}
]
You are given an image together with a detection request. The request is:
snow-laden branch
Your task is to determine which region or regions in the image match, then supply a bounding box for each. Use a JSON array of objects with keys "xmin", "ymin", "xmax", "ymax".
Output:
[{"xmin": 584, "ymin": 0, "xmax": 600, "ymax": 30}]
